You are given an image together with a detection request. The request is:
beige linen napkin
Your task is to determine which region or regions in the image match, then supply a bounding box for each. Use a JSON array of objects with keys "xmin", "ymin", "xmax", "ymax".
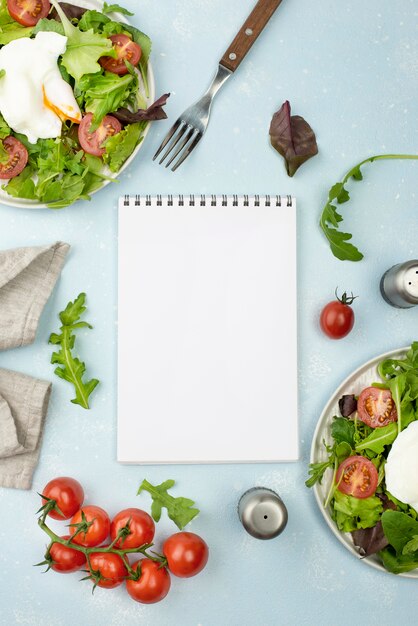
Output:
[{"xmin": 0, "ymin": 242, "xmax": 70, "ymax": 489}]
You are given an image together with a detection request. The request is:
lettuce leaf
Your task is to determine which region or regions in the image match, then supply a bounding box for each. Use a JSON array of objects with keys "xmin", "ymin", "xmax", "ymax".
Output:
[
  {"xmin": 50, "ymin": 0, "xmax": 114, "ymax": 81},
  {"xmin": 103, "ymin": 2, "xmax": 133, "ymax": 16},
  {"xmin": 103, "ymin": 121, "xmax": 145, "ymax": 172},
  {"xmin": 78, "ymin": 71, "xmax": 137, "ymax": 129},
  {"xmin": 332, "ymin": 491, "xmax": 383, "ymax": 532}
]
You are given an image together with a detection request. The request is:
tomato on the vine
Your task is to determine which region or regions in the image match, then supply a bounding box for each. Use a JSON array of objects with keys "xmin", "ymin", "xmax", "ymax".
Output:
[
  {"xmin": 49, "ymin": 536, "xmax": 86, "ymax": 573},
  {"xmin": 320, "ymin": 289, "xmax": 356, "ymax": 339},
  {"xmin": 88, "ymin": 549, "xmax": 128, "ymax": 589},
  {"xmin": 110, "ymin": 508, "xmax": 155, "ymax": 549},
  {"xmin": 163, "ymin": 532, "xmax": 209, "ymax": 578},
  {"xmin": 126, "ymin": 559, "xmax": 171, "ymax": 604},
  {"xmin": 69, "ymin": 505, "xmax": 110, "ymax": 547},
  {"xmin": 336, "ymin": 455, "xmax": 378, "ymax": 499},
  {"xmin": 41, "ymin": 477, "xmax": 84, "ymax": 520}
]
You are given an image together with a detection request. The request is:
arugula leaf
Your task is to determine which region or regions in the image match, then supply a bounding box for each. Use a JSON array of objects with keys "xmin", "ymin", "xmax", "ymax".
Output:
[
  {"xmin": 269, "ymin": 100, "xmax": 318, "ymax": 177},
  {"xmin": 50, "ymin": 0, "xmax": 114, "ymax": 81},
  {"xmin": 138, "ymin": 479, "xmax": 200, "ymax": 530},
  {"xmin": 333, "ymin": 491, "xmax": 383, "ymax": 532},
  {"xmin": 103, "ymin": 2, "xmax": 134, "ymax": 16},
  {"xmin": 354, "ymin": 422, "xmax": 398, "ymax": 454},
  {"xmin": 103, "ymin": 121, "xmax": 145, "ymax": 172},
  {"xmin": 320, "ymin": 154, "xmax": 418, "ymax": 262},
  {"xmin": 49, "ymin": 293, "xmax": 99, "ymax": 409}
]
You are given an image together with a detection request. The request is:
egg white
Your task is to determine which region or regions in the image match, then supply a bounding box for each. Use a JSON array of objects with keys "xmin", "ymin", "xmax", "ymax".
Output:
[
  {"xmin": 0, "ymin": 32, "xmax": 81, "ymax": 144},
  {"xmin": 385, "ymin": 420, "xmax": 418, "ymax": 511}
]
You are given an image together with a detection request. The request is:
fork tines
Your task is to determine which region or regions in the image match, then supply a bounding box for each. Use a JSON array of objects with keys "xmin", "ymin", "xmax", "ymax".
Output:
[{"xmin": 153, "ymin": 120, "xmax": 202, "ymax": 171}]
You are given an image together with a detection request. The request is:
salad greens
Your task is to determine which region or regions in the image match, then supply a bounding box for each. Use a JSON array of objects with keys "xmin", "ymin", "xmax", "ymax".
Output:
[
  {"xmin": 138, "ymin": 479, "xmax": 200, "ymax": 530},
  {"xmin": 49, "ymin": 293, "xmax": 99, "ymax": 409},
  {"xmin": 307, "ymin": 342, "xmax": 418, "ymax": 574},
  {"xmin": 320, "ymin": 154, "xmax": 418, "ymax": 262},
  {"xmin": 0, "ymin": 0, "xmax": 167, "ymax": 207}
]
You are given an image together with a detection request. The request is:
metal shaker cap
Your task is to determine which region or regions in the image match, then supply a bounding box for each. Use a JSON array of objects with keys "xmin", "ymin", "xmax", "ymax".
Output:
[
  {"xmin": 381, "ymin": 260, "xmax": 418, "ymax": 308},
  {"xmin": 238, "ymin": 487, "xmax": 288, "ymax": 539}
]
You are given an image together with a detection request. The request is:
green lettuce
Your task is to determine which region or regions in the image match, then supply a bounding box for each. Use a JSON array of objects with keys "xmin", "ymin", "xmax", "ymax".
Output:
[
  {"xmin": 104, "ymin": 121, "xmax": 145, "ymax": 172},
  {"xmin": 50, "ymin": 0, "xmax": 114, "ymax": 82},
  {"xmin": 78, "ymin": 71, "xmax": 137, "ymax": 129}
]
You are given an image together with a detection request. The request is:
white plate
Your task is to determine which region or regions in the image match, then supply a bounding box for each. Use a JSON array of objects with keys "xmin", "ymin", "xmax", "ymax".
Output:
[
  {"xmin": 310, "ymin": 346, "xmax": 418, "ymax": 578},
  {"xmin": 0, "ymin": 0, "xmax": 155, "ymax": 209}
]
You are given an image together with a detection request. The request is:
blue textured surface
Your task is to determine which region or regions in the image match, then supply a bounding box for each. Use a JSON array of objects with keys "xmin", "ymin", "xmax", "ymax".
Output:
[{"xmin": 1, "ymin": 0, "xmax": 418, "ymax": 624}]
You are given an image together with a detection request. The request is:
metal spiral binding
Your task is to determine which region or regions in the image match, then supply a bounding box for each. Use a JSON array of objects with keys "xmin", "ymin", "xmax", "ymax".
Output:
[{"xmin": 122, "ymin": 195, "xmax": 294, "ymax": 208}]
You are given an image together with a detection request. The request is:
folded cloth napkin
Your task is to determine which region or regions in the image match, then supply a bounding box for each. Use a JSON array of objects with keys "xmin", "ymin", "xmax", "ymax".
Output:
[
  {"xmin": 0, "ymin": 241, "xmax": 69, "ymax": 351},
  {"xmin": 0, "ymin": 369, "xmax": 51, "ymax": 489},
  {"xmin": 0, "ymin": 241, "xmax": 70, "ymax": 489}
]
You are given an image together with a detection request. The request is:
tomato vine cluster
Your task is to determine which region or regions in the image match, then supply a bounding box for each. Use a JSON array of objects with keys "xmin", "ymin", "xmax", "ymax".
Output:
[{"xmin": 37, "ymin": 477, "xmax": 209, "ymax": 604}]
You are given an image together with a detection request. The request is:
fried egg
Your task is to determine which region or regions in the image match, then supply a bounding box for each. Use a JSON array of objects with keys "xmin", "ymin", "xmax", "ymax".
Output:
[{"xmin": 0, "ymin": 32, "xmax": 81, "ymax": 144}]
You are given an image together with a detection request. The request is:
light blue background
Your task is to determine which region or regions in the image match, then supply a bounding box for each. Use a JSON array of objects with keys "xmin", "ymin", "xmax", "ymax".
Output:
[{"xmin": 0, "ymin": 0, "xmax": 418, "ymax": 624}]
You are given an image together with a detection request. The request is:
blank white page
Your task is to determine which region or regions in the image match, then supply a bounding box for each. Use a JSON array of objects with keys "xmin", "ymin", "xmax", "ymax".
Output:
[{"xmin": 117, "ymin": 195, "xmax": 298, "ymax": 463}]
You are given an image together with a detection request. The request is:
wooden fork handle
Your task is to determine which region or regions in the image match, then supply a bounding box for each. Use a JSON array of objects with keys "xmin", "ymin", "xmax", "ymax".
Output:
[{"xmin": 220, "ymin": 0, "xmax": 284, "ymax": 72}]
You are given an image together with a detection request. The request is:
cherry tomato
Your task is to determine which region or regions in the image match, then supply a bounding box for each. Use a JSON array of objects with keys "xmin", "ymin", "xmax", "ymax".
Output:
[
  {"xmin": 336, "ymin": 455, "xmax": 378, "ymax": 499},
  {"xmin": 49, "ymin": 535, "xmax": 86, "ymax": 574},
  {"xmin": 320, "ymin": 290, "xmax": 356, "ymax": 340},
  {"xmin": 88, "ymin": 548, "xmax": 128, "ymax": 589},
  {"xmin": 126, "ymin": 559, "xmax": 171, "ymax": 604},
  {"xmin": 69, "ymin": 505, "xmax": 110, "ymax": 547},
  {"xmin": 41, "ymin": 477, "xmax": 84, "ymax": 520},
  {"xmin": 163, "ymin": 532, "xmax": 209, "ymax": 578},
  {"xmin": 78, "ymin": 113, "xmax": 122, "ymax": 157},
  {"xmin": 100, "ymin": 34, "xmax": 141, "ymax": 76},
  {"xmin": 0, "ymin": 136, "xmax": 28, "ymax": 180},
  {"xmin": 110, "ymin": 508, "xmax": 155, "ymax": 549},
  {"xmin": 7, "ymin": 0, "xmax": 50, "ymax": 26},
  {"xmin": 357, "ymin": 387, "xmax": 398, "ymax": 428}
]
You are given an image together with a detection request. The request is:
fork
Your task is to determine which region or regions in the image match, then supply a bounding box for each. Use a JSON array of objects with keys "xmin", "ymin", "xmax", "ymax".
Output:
[{"xmin": 153, "ymin": 0, "xmax": 284, "ymax": 171}]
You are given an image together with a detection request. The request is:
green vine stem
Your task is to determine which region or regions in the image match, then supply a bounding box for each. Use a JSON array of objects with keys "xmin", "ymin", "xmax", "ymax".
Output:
[
  {"xmin": 320, "ymin": 153, "xmax": 418, "ymax": 262},
  {"xmin": 37, "ymin": 516, "xmax": 167, "ymax": 579}
]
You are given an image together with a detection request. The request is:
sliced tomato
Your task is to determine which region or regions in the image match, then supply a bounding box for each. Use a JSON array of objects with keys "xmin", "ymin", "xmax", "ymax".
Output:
[
  {"xmin": 336, "ymin": 455, "xmax": 378, "ymax": 499},
  {"xmin": 0, "ymin": 137, "xmax": 28, "ymax": 180},
  {"xmin": 7, "ymin": 0, "xmax": 50, "ymax": 26},
  {"xmin": 357, "ymin": 387, "xmax": 398, "ymax": 428},
  {"xmin": 100, "ymin": 34, "xmax": 141, "ymax": 76},
  {"xmin": 78, "ymin": 113, "xmax": 122, "ymax": 157}
]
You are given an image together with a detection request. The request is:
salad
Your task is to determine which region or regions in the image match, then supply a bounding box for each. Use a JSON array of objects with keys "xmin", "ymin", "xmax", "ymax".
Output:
[
  {"xmin": 307, "ymin": 342, "xmax": 418, "ymax": 575},
  {"xmin": 0, "ymin": 0, "xmax": 168, "ymax": 208}
]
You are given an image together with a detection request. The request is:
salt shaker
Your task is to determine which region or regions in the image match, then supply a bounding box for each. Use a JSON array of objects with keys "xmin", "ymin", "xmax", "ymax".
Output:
[
  {"xmin": 380, "ymin": 260, "xmax": 418, "ymax": 308},
  {"xmin": 238, "ymin": 487, "xmax": 288, "ymax": 539}
]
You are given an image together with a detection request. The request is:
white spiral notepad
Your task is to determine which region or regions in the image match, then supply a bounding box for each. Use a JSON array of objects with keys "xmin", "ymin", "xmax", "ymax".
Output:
[{"xmin": 118, "ymin": 194, "xmax": 298, "ymax": 464}]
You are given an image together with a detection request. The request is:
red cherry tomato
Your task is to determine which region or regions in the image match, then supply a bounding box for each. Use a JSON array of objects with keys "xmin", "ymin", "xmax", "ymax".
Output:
[
  {"xmin": 357, "ymin": 387, "xmax": 398, "ymax": 428},
  {"xmin": 88, "ymin": 549, "xmax": 128, "ymax": 589},
  {"xmin": 49, "ymin": 535, "xmax": 86, "ymax": 573},
  {"xmin": 41, "ymin": 477, "xmax": 84, "ymax": 520},
  {"xmin": 7, "ymin": 0, "xmax": 50, "ymax": 26},
  {"xmin": 0, "ymin": 136, "xmax": 28, "ymax": 179},
  {"xmin": 100, "ymin": 34, "xmax": 141, "ymax": 76},
  {"xmin": 163, "ymin": 532, "xmax": 209, "ymax": 578},
  {"xmin": 336, "ymin": 455, "xmax": 378, "ymax": 499},
  {"xmin": 320, "ymin": 290, "xmax": 356, "ymax": 339},
  {"xmin": 69, "ymin": 505, "xmax": 110, "ymax": 547},
  {"xmin": 110, "ymin": 508, "xmax": 155, "ymax": 549},
  {"xmin": 78, "ymin": 113, "xmax": 122, "ymax": 157},
  {"xmin": 126, "ymin": 559, "xmax": 171, "ymax": 604}
]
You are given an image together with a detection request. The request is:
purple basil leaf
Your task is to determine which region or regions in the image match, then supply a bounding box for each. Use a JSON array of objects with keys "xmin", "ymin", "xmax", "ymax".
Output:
[
  {"xmin": 114, "ymin": 93, "xmax": 170, "ymax": 124},
  {"xmin": 351, "ymin": 521, "xmax": 389, "ymax": 557},
  {"xmin": 338, "ymin": 394, "xmax": 357, "ymax": 417},
  {"xmin": 50, "ymin": 2, "xmax": 88, "ymax": 21},
  {"xmin": 269, "ymin": 100, "xmax": 318, "ymax": 177}
]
